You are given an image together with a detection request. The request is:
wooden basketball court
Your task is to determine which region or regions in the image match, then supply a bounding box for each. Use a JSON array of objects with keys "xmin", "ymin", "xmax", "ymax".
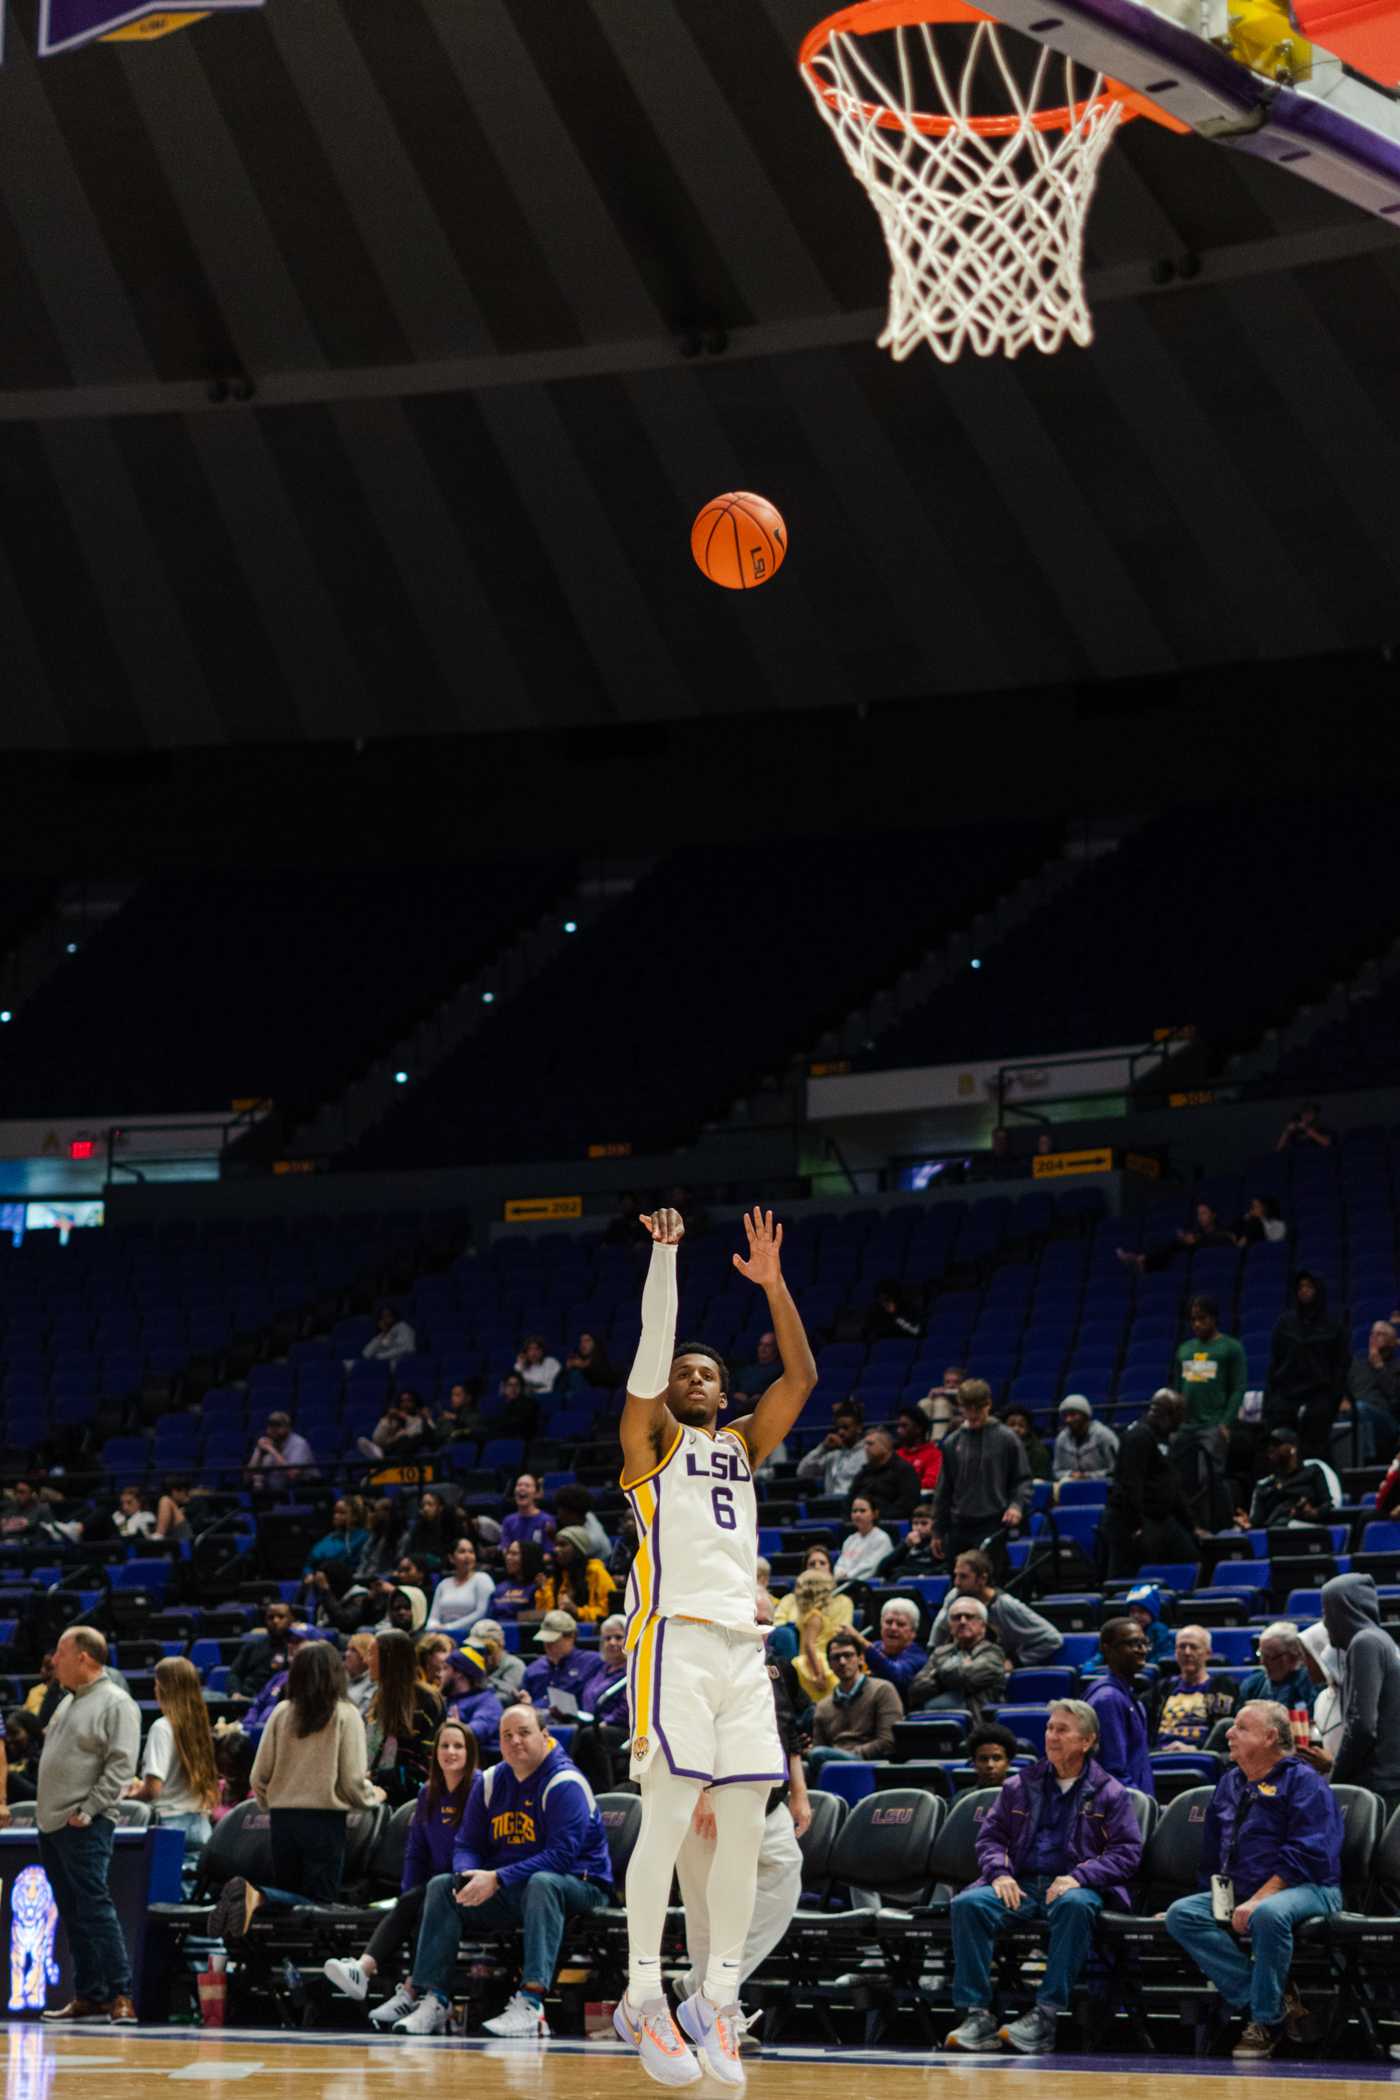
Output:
[{"xmin": 5, "ymin": 2026, "xmax": 1393, "ymax": 2100}]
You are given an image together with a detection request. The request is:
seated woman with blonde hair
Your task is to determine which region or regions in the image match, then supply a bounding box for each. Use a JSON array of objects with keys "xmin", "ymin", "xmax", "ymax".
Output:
[{"xmin": 774, "ymin": 1564, "xmax": 854, "ymax": 1703}]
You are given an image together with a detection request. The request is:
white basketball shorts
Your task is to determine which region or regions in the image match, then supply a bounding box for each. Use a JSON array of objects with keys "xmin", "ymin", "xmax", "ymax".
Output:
[{"xmin": 628, "ymin": 1617, "xmax": 784, "ymax": 1787}]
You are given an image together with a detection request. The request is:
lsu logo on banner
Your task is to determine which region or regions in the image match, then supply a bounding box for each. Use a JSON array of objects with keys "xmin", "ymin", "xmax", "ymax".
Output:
[{"xmin": 34, "ymin": 0, "xmax": 264, "ymax": 59}]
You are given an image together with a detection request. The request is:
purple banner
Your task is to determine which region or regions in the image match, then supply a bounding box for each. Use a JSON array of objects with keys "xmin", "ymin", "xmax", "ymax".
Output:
[{"xmin": 37, "ymin": 0, "xmax": 264, "ymax": 58}]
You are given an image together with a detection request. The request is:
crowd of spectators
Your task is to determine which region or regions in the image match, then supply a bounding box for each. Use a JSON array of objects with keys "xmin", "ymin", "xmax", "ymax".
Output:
[{"xmin": 8, "ymin": 1164, "xmax": 1400, "ymax": 2059}]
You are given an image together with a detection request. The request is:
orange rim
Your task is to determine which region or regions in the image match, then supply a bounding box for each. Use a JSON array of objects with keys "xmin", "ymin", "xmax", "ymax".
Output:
[{"xmin": 799, "ymin": 0, "xmax": 1191, "ymax": 135}]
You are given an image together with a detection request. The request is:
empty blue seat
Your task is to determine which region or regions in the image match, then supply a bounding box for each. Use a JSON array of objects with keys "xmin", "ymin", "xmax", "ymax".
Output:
[
  {"xmin": 1208, "ymin": 1628, "xmax": 1258, "ymax": 1665},
  {"xmin": 1057, "ymin": 1479, "xmax": 1109, "ymax": 1508},
  {"xmin": 814, "ymin": 1762, "xmax": 876, "ymax": 1806},
  {"xmin": 1058, "ymin": 1632, "xmax": 1101, "ymax": 1669},
  {"xmin": 101, "ymin": 1436, "xmax": 150, "ymax": 1476},
  {"xmin": 1136, "ymin": 1562, "xmax": 1199, "ymax": 1591},
  {"xmin": 993, "ymin": 1704, "xmax": 1052, "ymax": 1753},
  {"xmin": 1005, "ymin": 1667, "xmax": 1078, "ymax": 1702},
  {"xmin": 112, "ymin": 1559, "xmax": 170, "ymax": 1594}
]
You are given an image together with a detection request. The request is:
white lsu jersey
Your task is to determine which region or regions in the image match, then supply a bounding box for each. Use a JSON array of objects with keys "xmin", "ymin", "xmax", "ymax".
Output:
[{"xmin": 622, "ymin": 1422, "xmax": 762, "ymax": 1650}]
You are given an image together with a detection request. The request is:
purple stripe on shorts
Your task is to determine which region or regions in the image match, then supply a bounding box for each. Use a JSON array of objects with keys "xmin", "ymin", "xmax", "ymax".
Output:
[{"xmin": 651, "ymin": 1618, "xmax": 712, "ymax": 1783}]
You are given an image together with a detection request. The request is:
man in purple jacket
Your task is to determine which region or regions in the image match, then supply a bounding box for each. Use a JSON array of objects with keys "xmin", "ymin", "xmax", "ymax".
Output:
[
  {"xmin": 1086, "ymin": 1617, "xmax": 1155, "ymax": 1797},
  {"xmin": 946, "ymin": 1698, "xmax": 1144, "ymax": 2055},
  {"xmin": 1166, "ymin": 1700, "xmax": 1342, "ymax": 2060}
]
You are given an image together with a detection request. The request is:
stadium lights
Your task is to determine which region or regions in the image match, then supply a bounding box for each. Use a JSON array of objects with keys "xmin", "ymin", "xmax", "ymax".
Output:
[
  {"xmin": 971, "ymin": 957, "xmax": 982, "ymax": 970},
  {"xmin": 0, "ymin": 1011, "xmax": 10, "ymax": 1023},
  {"xmin": 65, "ymin": 942, "xmax": 78, "ymax": 955},
  {"xmin": 563, "ymin": 920, "xmax": 578, "ymax": 934},
  {"xmin": 482, "ymin": 991, "xmax": 495, "ymax": 1004},
  {"xmin": 394, "ymin": 1071, "xmax": 408, "ymax": 1085}
]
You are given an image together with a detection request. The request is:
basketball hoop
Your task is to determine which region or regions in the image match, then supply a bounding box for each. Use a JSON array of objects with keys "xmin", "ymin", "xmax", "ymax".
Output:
[{"xmin": 800, "ymin": 0, "xmax": 1187, "ymax": 361}]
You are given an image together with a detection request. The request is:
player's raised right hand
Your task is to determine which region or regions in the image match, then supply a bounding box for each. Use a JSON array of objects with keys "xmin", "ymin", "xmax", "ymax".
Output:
[{"xmin": 640, "ymin": 1208, "xmax": 684, "ymax": 1245}]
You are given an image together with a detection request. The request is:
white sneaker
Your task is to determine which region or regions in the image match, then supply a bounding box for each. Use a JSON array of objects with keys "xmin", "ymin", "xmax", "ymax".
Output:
[
  {"xmin": 357, "ymin": 1438, "xmax": 385, "ymax": 1461},
  {"xmin": 676, "ymin": 1994, "xmax": 745, "ymax": 2086},
  {"xmin": 369, "ymin": 1986, "xmax": 417, "ymax": 2027},
  {"xmin": 394, "ymin": 1996, "xmax": 450, "ymax": 2035},
  {"xmin": 324, "ymin": 1958, "xmax": 369, "ymax": 2002},
  {"xmin": 613, "ymin": 1997, "xmax": 702, "ymax": 2087},
  {"xmin": 482, "ymin": 1993, "xmax": 550, "ymax": 2038}
]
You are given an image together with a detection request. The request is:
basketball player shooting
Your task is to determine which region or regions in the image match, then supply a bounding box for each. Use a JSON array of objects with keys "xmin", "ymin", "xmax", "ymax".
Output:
[{"xmin": 615, "ymin": 1205, "xmax": 817, "ymax": 2087}]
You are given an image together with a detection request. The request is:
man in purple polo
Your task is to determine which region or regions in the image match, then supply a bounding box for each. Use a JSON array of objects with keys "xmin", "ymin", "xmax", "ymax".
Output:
[
  {"xmin": 946, "ymin": 1698, "xmax": 1143, "ymax": 2055},
  {"xmin": 520, "ymin": 1611, "xmax": 605, "ymax": 1723}
]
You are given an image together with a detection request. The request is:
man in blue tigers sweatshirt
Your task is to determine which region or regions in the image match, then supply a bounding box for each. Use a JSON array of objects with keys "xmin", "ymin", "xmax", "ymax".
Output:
[{"xmin": 395, "ymin": 1702, "xmax": 613, "ymax": 2038}]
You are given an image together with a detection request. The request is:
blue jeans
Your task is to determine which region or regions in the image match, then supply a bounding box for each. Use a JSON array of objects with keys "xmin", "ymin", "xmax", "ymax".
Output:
[
  {"xmin": 38, "ymin": 1817, "xmax": 132, "ymax": 2003},
  {"xmin": 411, "ymin": 1871, "xmax": 610, "ymax": 2005},
  {"xmin": 807, "ymin": 1747, "xmax": 860, "ymax": 1770},
  {"xmin": 1165, "ymin": 1885, "xmax": 1342, "ymax": 2026},
  {"xmin": 951, "ymin": 1876, "xmax": 1103, "ymax": 2012},
  {"xmin": 160, "ymin": 1812, "xmax": 212, "ymax": 1895}
]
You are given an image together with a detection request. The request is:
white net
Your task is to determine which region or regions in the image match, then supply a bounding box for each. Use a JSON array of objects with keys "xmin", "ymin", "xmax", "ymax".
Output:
[{"xmin": 802, "ymin": 9, "xmax": 1126, "ymax": 362}]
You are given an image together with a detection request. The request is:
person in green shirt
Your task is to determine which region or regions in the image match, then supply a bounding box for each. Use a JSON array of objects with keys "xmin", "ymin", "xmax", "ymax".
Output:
[{"xmin": 1173, "ymin": 1296, "xmax": 1248, "ymax": 1528}]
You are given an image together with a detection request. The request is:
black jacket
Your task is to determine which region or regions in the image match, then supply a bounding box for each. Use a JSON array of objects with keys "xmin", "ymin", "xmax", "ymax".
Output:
[
  {"xmin": 851, "ymin": 1458, "xmax": 921, "ymax": 1521},
  {"xmin": 227, "ymin": 1631, "xmax": 290, "ymax": 1700},
  {"xmin": 1107, "ymin": 1417, "xmax": 1194, "ymax": 1527},
  {"xmin": 1250, "ymin": 1460, "xmax": 1335, "ymax": 1529},
  {"xmin": 1267, "ymin": 1276, "xmax": 1348, "ymax": 1417}
]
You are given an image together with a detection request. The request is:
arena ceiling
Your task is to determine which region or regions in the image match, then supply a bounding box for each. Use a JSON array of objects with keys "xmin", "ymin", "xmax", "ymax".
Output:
[{"xmin": 2, "ymin": 0, "xmax": 1399, "ymax": 750}]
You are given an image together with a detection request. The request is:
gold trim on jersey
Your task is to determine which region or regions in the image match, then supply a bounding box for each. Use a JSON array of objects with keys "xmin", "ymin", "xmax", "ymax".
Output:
[
  {"xmin": 623, "ymin": 1476, "xmax": 660, "ymax": 1651},
  {"xmin": 630, "ymin": 1612, "xmax": 661, "ymax": 1724},
  {"xmin": 620, "ymin": 1422, "xmax": 683, "ymax": 1493}
]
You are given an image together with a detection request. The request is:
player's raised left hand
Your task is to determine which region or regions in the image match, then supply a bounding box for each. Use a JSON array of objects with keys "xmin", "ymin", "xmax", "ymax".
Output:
[{"xmin": 733, "ymin": 1207, "xmax": 783, "ymax": 1290}]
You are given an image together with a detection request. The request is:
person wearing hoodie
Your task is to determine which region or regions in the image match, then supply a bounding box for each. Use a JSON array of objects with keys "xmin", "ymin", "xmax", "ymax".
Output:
[
  {"xmin": 539, "ymin": 1527, "xmax": 614, "ymax": 1623},
  {"xmin": 375, "ymin": 1586, "xmax": 428, "ymax": 1638},
  {"xmin": 438, "ymin": 1647, "xmax": 506, "ymax": 1750},
  {"xmin": 1264, "ymin": 1272, "xmax": 1349, "ymax": 1460},
  {"xmin": 1052, "ymin": 1396, "xmax": 1119, "ymax": 1481},
  {"xmin": 944, "ymin": 1699, "xmax": 1143, "ymax": 2055},
  {"xmin": 392, "ymin": 1702, "xmax": 612, "ymax": 2037},
  {"xmin": 1299, "ymin": 1620, "xmax": 1346, "ymax": 1755},
  {"xmin": 1081, "ymin": 1585, "xmax": 1175, "ymax": 1672},
  {"xmin": 1298, "ymin": 1573, "xmax": 1400, "ymax": 1810}
]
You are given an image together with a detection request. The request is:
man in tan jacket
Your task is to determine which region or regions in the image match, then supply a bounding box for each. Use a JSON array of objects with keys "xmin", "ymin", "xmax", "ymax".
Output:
[{"xmin": 808, "ymin": 1632, "xmax": 902, "ymax": 1772}]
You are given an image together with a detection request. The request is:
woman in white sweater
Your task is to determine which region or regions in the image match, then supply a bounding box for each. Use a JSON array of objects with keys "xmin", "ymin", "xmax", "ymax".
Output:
[
  {"xmin": 250, "ymin": 1641, "xmax": 382, "ymax": 1901},
  {"xmin": 833, "ymin": 1495, "xmax": 895, "ymax": 1585},
  {"xmin": 427, "ymin": 1537, "xmax": 495, "ymax": 1634}
]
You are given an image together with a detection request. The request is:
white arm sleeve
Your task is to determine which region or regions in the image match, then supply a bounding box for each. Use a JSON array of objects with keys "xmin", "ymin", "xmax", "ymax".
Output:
[{"xmin": 627, "ymin": 1240, "xmax": 679, "ymax": 1400}]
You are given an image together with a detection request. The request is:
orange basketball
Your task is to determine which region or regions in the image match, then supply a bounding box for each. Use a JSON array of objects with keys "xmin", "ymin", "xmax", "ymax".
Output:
[{"xmin": 690, "ymin": 490, "xmax": 788, "ymax": 591}]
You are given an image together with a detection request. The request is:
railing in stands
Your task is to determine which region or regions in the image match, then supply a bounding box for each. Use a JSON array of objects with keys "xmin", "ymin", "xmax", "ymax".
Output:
[
  {"xmin": 102, "ymin": 1102, "xmax": 273, "ymax": 1186},
  {"xmin": 993, "ymin": 1025, "xmax": 1203, "ymax": 1126}
]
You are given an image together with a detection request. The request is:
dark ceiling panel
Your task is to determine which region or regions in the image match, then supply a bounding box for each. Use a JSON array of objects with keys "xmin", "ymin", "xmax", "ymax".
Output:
[
  {"xmin": 0, "ymin": 424, "xmax": 144, "ymax": 746},
  {"xmin": 35, "ymin": 49, "xmax": 231, "ymax": 380},
  {"xmin": 0, "ymin": 0, "xmax": 1395, "ymax": 750},
  {"xmin": 338, "ymin": 0, "xmax": 583, "ymax": 355},
  {"xmin": 109, "ymin": 413, "xmax": 296, "ymax": 742},
  {"xmin": 195, "ymin": 13, "xmax": 411, "ymax": 368},
  {"xmin": 507, "ymin": 0, "xmax": 756, "ymax": 334}
]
